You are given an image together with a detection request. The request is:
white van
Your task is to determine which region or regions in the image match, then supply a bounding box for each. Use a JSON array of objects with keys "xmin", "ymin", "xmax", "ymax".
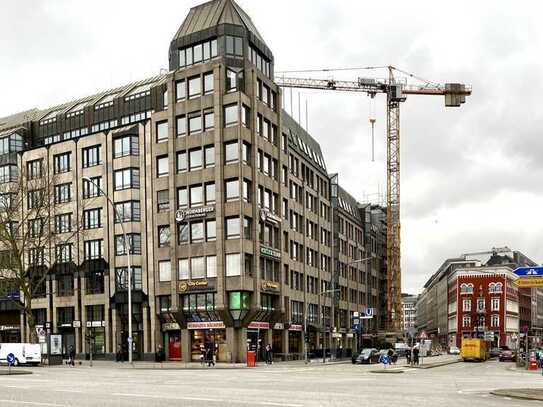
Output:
[{"xmin": 0, "ymin": 343, "xmax": 41, "ymax": 366}]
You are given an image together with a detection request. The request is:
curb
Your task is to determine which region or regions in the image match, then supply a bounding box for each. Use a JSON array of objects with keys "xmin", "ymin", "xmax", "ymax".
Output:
[
  {"xmin": 370, "ymin": 369, "xmax": 404, "ymax": 374},
  {"xmin": 491, "ymin": 389, "xmax": 543, "ymax": 401},
  {"xmin": 403, "ymin": 359, "xmax": 461, "ymax": 369},
  {"xmin": 0, "ymin": 370, "xmax": 33, "ymax": 375}
]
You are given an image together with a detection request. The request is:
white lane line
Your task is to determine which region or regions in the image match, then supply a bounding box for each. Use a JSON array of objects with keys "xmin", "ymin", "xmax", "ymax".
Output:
[
  {"xmin": 54, "ymin": 390, "xmax": 85, "ymax": 394},
  {"xmin": 113, "ymin": 392, "xmax": 303, "ymax": 407},
  {"xmin": 0, "ymin": 400, "xmax": 67, "ymax": 407}
]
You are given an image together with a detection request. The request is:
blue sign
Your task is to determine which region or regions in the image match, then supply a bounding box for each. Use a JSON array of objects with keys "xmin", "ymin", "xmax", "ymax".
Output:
[
  {"xmin": 6, "ymin": 353, "xmax": 15, "ymax": 366},
  {"xmin": 514, "ymin": 267, "xmax": 543, "ymax": 277}
]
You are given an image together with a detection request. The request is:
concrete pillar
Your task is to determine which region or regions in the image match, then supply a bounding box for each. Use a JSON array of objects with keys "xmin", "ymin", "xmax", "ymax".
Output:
[
  {"xmin": 143, "ymin": 304, "xmax": 149, "ymax": 353},
  {"xmin": 226, "ymin": 327, "xmax": 236, "ymax": 362},
  {"xmin": 20, "ymin": 313, "xmax": 25, "ymax": 343},
  {"xmin": 181, "ymin": 329, "xmax": 190, "ymax": 363},
  {"xmin": 282, "ymin": 329, "xmax": 289, "ymax": 355},
  {"xmin": 111, "ymin": 310, "xmax": 117, "ymax": 354},
  {"xmin": 74, "ymin": 277, "xmax": 81, "ymax": 354}
]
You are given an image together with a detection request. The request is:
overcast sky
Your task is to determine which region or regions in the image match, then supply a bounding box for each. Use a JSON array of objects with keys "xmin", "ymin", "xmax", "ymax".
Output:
[{"xmin": 1, "ymin": 0, "xmax": 541, "ymax": 294}]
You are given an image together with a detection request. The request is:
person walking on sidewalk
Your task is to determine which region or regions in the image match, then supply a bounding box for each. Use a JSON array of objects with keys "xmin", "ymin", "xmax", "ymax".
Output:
[
  {"xmin": 206, "ymin": 346, "xmax": 215, "ymax": 367},
  {"xmin": 413, "ymin": 346, "xmax": 420, "ymax": 365},
  {"xmin": 68, "ymin": 345, "xmax": 75, "ymax": 367},
  {"xmin": 265, "ymin": 344, "xmax": 273, "ymax": 365}
]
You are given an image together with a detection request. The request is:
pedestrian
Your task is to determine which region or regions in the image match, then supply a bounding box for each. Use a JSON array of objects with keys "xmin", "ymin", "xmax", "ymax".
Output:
[
  {"xmin": 265, "ymin": 344, "xmax": 273, "ymax": 365},
  {"xmin": 200, "ymin": 345, "xmax": 206, "ymax": 366},
  {"xmin": 207, "ymin": 346, "xmax": 215, "ymax": 367},
  {"xmin": 413, "ymin": 346, "xmax": 420, "ymax": 365},
  {"xmin": 406, "ymin": 347, "xmax": 411, "ymax": 364},
  {"xmin": 387, "ymin": 348, "xmax": 395, "ymax": 365},
  {"xmin": 68, "ymin": 345, "xmax": 75, "ymax": 367}
]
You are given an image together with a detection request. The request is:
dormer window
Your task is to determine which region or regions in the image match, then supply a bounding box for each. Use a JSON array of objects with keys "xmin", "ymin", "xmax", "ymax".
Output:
[
  {"xmin": 178, "ymin": 39, "xmax": 218, "ymax": 69},
  {"xmin": 226, "ymin": 36, "xmax": 243, "ymax": 56}
]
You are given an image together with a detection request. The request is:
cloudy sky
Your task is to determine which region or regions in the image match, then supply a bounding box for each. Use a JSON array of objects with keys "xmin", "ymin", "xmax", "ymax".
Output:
[{"xmin": 1, "ymin": 0, "xmax": 541, "ymax": 294}]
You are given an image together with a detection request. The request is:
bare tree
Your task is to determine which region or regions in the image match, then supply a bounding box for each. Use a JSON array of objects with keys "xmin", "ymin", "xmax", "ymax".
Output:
[{"xmin": 0, "ymin": 158, "xmax": 86, "ymax": 343}]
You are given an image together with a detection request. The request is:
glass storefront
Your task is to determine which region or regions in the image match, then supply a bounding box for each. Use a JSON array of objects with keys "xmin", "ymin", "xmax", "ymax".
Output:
[{"xmin": 190, "ymin": 329, "xmax": 227, "ymax": 362}]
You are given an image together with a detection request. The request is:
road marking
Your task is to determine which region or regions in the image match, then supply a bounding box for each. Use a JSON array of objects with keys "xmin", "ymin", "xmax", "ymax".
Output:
[
  {"xmin": 54, "ymin": 389, "xmax": 85, "ymax": 394},
  {"xmin": 0, "ymin": 400, "xmax": 67, "ymax": 407},
  {"xmin": 112, "ymin": 392, "xmax": 303, "ymax": 406}
]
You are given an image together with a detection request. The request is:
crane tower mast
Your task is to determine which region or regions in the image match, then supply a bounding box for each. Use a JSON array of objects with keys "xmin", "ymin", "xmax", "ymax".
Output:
[{"xmin": 276, "ymin": 67, "xmax": 471, "ymax": 333}]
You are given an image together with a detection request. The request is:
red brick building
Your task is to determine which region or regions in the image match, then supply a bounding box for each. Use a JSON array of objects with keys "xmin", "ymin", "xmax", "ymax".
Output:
[{"xmin": 447, "ymin": 266, "xmax": 519, "ymax": 348}]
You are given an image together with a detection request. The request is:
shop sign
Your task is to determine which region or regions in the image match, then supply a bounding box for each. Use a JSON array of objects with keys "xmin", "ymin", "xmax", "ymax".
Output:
[
  {"xmin": 0, "ymin": 325, "xmax": 18, "ymax": 331},
  {"xmin": 332, "ymin": 332, "xmax": 342, "ymax": 338},
  {"xmin": 261, "ymin": 280, "xmax": 280, "ymax": 292},
  {"xmin": 260, "ymin": 209, "xmax": 282, "ymax": 225},
  {"xmin": 175, "ymin": 206, "xmax": 214, "ymax": 222},
  {"xmin": 289, "ymin": 324, "xmax": 303, "ymax": 332},
  {"xmin": 346, "ymin": 333, "xmax": 354, "ymax": 338},
  {"xmin": 260, "ymin": 246, "xmax": 281, "ymax": 260},
  {"xmin": 187, "ymin": 321, "xmax": 225, "ymax": 330},
  {"xmin": 273, "ymin": 323, "xmax": 284, "ymax": 330},
  {"xmin": 178, "ymin": 279, "xmax": 210, "ymax": 293},
  {"xmin": 162, "ymin": 323, "xmax": 181, "ymax": 331},
  {"xmin": 248, "ymin": 321, "xmax": 270, "ymax": 330},
  {"xmin": 72, "ymin": 320, "xmax": 81, "ymax": 328}
]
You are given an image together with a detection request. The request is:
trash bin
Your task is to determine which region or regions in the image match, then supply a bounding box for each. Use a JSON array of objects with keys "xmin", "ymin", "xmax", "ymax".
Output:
[{"xmin": 247, "ymin": 351, "xmax": 256, "ymax": 367}]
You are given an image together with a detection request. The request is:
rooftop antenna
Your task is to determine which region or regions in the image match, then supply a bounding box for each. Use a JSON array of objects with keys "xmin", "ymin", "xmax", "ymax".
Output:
[{"xmin": 369, "ymin": 94, "xmax": 376, "ymax": 162}]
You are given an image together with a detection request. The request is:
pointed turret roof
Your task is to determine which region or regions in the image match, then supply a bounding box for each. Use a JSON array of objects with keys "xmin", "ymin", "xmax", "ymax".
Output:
[{"xmin": 172, "ymin": 0, "xmax": 267, "ymax": 46}]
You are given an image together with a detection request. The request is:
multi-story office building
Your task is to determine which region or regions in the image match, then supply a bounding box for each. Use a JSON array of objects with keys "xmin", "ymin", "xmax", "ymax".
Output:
[
  {"xmin": 0, "ymin": 0, "xmax": 386, "ymax": 361},
  {"xmin": 401, "ymin": 294, "xmax": 417, "ymax": 332}
]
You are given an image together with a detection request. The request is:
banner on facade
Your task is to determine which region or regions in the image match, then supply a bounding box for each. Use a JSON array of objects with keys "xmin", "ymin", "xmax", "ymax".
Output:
[
  {"xmin": 187, "ymin": 321, "xmax": 225, "ymax": 330},
  {"xmin": 288, "ymin": 324, "xmax": 303, "ymax": 332},
  {"xmin": 248, "ymin": 321, "xmax": 270, "ymax": 330}
]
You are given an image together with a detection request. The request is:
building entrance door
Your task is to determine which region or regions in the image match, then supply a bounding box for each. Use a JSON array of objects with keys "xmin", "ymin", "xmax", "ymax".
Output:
[{"xmin": 168, "ymin": 332, "xmax": 182, "ymax": 361}]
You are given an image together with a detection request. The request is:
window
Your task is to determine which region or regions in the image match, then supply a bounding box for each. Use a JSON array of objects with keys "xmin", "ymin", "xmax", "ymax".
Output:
[
  {"xmin": 157, "ymin": 225, "xmax": 171, "ymax": 248},
  {"xmin": 156, "ymin": 121, "xmax": 168, "ymax": 143},
  {"xmin": 27, "ymin": 159, "xmax": 43, "ymax": 179},
  {"xmin": 177, "ymin": 116, "xmax": 187, "ymax": 137},
  {"xmin": 204, "ymin": 145, "xmax": 215, "ymax": 167},
  {"xmin": 54, "ymin": 183, "xmax": 71, "ymax": 204},
  {"xmin": 190, "ymin": 221, "xmax": 204, "ymax": 242},
  {"xmin": 204, "ymin": 73, "xmax": 214, "ymax": 94},
  {"xmin": 491, "ymin": 298, "xmax": 500, "ymax": 311},
  {"xmin": 82, "ymin": 176, "xmax": 102, "ymax": 199},
  {"xmin": 242, "ymin": 179, "xmax": 251, "ymax": 202},
  {"xmin": 84, "ymin": 239, "xmax": 103, "ymax": 260},
  {"xmin": 55, "ymin": 213, "xmax": 72, "ymax": 234},
  {"xmin": 188, "ymin": 114, "xmax": 202, "ymax": 134},
  {"xmin": 0, "ymin": 165, "xmax": 17, "ymax": 183},
  {"xmin": 82, "ymin": 145, "xmax": 101, "ymax": 168},
  {"xmin": 225, "ymin": 253, "xmax": 241, "ymax": 277},
  {"xmin": 114, "ymin": 135, "xmax": 139, "ymax": 158},
  {"xmin": 207, "ymin": 256, "xmax": 217, "ymax": 278},
  {"xmin": 177, "ymin": 187, "xmax": 188, "ymax": 209},
  {"xmin": 178, "ymin": 223, "xmax": 189, "ymax": 244},
  {"xmin": 205, "ymin": 182, "xmax": 215, "ymax": 204},
  {"xmin": 224, "ymin": 104, "xmax": 238, "ymax": 127},
  {"xmin": 206, "ymin": 220, "xmax": 216, "ymax": 241},
  {"xmin": 114, "ymin": 168, "xmax": 139, "ymax": 190},
  {"xmin": 242, "ymin": 142, "xmax": 251, "ymax": 164},
  {"xmin": 115, "ymin": 266, "xmax": 142, "ymax": 290},
  {"xmin": 115, "ymin": 201, "xmax": 141, "ymax": 223},
  {"xmin": 159, "ymin": 261, "xmax": 171, "ymax": 282},
  {"xmin": 157, "ymin": 190, "xmax": 169, "ymax": 212},
  {"xmin": 114, "ymin": 234, "xmax": 141, "ymax": 256},
  {"xmin": 178, "ymin": 259, "xmax": 189, "ymax": 280},
  {"xmin": 204, "ymin": 110, "xmax": 214, "ymax": 131},
  {"xmin": 491, "ymin": 314, "xmax": 500, "ymax": 327},
  {"xmin": 226, "ymin": 217, "xmax": 240, "ymax": 239},
  {"xmin": 178, "ymin": 39, "xmax": 217, "ymax": 69},
  {"xmin": 193, "ymin": 43, "xmax": 202, "ymax": 63},
  {"xmin": 226, "ymin": 36, "xmax": 243, "ymax": 56},
  {"xmin": 460, "ymin": 283, "xmax": 474, "ymax": 294},
  {"xmin": 225, "ymin": 179, "xmax": 239, "ymax": 201},
  {"xmin": 176, "ymin": 80, "xmax": 186, "ymax": 101},
  {"xmin": 177, "ymin": 151, "xmax": 187, "ymax": 173},
  {"xmin": 463, "ymin": 298, "xmax": 471, "ymax": 312},
  {"xmin": 191, "ymin": 257, "xmax": 205, "ymax": 279},
  {"xmin": 241, "ymin": 105, "xmax": 250, "ymax": 128},
  {"xmin": 55, "ymin": 243, "xmax": 72, "ymax": 263},
  {"xmin": 225, "ymin": 141, "xmax": 239, "ymax": 163},
  {"xmin": 189, "ymin": 148, "xmax": 202, "ymax": 170},
  {"xmin": 188, "ymin": 76, "xmax": 201, "ymax": 99},
  {"xmin": 53, "ymin": 152, "xmax": 71, "ymax": 174},
  {"xmin": 226, "ymin": 69, "xmax": 237, "ymax": 92},
  {"xmin": 190, "ymin": 185, "xmax": 203, "ymax": 207},
  {"xmin": 157, "ymin": 155, "xmax": 169, "ymax": 177},
  {"xmin": 83, "ymin": 208, "xmax": 102, "ymax": 229},
  {"xmin": 243, "ymin": 217, "xmax": 252, "ymax": 239},
  {"xmin": 29, "ymin": 218, "xmax": 44, "ymax": 238},
  {"xmin": 27, "ymin": 189, "xmax": 42, "ymax": 209},
  {"xmin": 477, "ymin": 298, "xmax": 485, "ymax": 312},
  {"xmin": 163, "ymin": 90, "xmax": 168, "ymax": 110}
]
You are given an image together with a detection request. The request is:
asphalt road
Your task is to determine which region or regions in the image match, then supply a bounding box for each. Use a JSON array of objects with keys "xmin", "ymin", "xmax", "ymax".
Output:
[{"xmin": 0, "ymin": 360, "xmax": 541, "ymax": 406}]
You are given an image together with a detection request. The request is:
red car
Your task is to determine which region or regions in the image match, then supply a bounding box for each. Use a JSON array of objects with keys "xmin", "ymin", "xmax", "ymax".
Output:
[{"xmin": 499, "ymin": 348, "xmax": 516, "ymax": 362}]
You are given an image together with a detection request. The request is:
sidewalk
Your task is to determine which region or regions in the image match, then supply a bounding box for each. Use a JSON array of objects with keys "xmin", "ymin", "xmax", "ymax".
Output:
[
  {"xmin": 403, "ymin": 354, "xmax": 461, "ymax": 369},
  {"xmin": 491, "ymin": 388, "xmax": 543, "ymax": 401}
]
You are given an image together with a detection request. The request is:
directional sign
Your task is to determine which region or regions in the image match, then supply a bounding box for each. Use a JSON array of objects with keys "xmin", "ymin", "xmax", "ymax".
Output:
[
  {"xmin": 514, "ymin": 277, "xmax": 543, "ymax": 288},
  {"xmin": 514, "ymin": 266, "xmax": 543, "ymax": 277},
  {"xmin": 6, "ymin": 353, "xmax": 15, "ymax": 366}
]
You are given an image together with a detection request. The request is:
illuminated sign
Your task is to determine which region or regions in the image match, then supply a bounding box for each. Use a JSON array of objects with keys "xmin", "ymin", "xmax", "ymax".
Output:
[
  {"xmin": 178, "ymin": 279, "xmax": 209, "ymax": 293},
  {"xmin": 175, "ymin": 206, "xmax": 215, "ymax": 222}
]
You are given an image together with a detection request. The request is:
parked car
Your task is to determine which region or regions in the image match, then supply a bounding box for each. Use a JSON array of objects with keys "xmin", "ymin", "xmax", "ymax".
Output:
[
  {"xmin": 448, "ymin": 346, "xmax": 460, "ymax": 355},
  {"xmin": 499, "ymin": 349, "xmax": 516, "ymax": 362},
  {"xmin": 0, "ymin": 343, "xmax": 41, "ymax": 366},
  {"xmin": 354, "ymin": 348, "xmax": 380, "ymax": 364},
  {"xmin": 489, "ymin": 347, "xmax": 502, "ymax": 358}
]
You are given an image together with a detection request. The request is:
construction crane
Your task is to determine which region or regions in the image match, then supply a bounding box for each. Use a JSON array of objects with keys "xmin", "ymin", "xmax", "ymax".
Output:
[{"xmin": 276, "ymin": 66, "xmax": 472, "ymax": 333}]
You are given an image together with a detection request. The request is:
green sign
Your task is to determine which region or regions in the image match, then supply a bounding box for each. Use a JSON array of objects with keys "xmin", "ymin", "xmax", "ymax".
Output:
[{"xmin": 260, "ymin": 246, "xmax": 281, "ymax": 259}]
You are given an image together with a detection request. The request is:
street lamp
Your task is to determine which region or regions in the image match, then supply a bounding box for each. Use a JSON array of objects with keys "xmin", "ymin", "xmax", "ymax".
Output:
[{"xmin": 82, "ymin": 176, "xmax": 133, "ymax": 365}]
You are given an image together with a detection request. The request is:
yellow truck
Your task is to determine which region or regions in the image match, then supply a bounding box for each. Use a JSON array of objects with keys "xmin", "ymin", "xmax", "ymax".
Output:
[{"xmin": 461, "ymin": 338, "xmax": 488, "ymax": 362}]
